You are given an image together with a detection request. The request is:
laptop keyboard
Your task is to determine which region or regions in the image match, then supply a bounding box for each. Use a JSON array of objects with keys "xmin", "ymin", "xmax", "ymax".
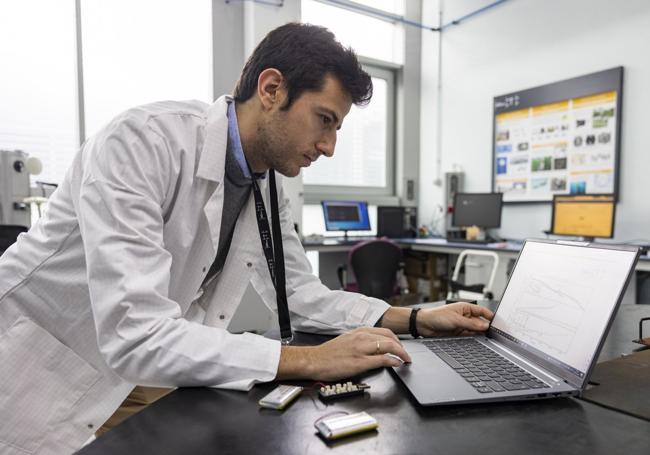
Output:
[{"xmin": 422, "ymin": 338, "xmax": 550, "ymax": 394}]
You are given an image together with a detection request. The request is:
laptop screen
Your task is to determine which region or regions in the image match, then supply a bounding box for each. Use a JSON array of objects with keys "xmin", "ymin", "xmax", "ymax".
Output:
[{"xmin": 491, "ymin": 241, "xmax": 637, "ymax": 378}]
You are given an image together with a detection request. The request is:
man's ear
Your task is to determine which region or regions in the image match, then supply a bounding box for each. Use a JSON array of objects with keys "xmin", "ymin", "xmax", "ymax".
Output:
[{"xmin": 257, "ymin": 68, "xmax": 286, "ymax": 111}]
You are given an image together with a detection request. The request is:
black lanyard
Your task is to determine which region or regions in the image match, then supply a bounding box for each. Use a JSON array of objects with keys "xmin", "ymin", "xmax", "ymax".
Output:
[{"xmin": 250, "ymin": 169, "xmax": 293, "ymax": 344}]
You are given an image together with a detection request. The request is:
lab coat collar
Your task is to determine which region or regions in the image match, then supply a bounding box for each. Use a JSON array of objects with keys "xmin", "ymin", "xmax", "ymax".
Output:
[
  {"xmin": 197, "ymin": 95, "xmax": 231, "ymax": 184},
  {"xmin": 198, "ymin": 95, "xmax": 270, "ymax": 253}
]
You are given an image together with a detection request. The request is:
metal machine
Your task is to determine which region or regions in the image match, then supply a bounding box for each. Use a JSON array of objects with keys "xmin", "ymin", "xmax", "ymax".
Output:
[{"xmin": 0, "ymin": 149, "xmax": 41, "ymax": 227}]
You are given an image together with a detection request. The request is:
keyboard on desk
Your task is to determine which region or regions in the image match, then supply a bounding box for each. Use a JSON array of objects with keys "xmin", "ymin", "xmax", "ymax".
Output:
[{"xmin": 422, "ymin": 338, "xmax": 549, "ymax": 394}]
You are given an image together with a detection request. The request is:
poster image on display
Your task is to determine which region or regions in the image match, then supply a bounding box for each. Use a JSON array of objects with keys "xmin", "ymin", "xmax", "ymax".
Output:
[{"xmin": 492, "ymin": 67, "xmax": 623, "ymax": 203}]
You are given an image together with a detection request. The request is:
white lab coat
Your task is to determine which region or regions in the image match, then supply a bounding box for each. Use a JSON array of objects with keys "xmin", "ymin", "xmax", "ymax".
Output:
[{"xmin": 0, "ymin": 96, "xmax": 389, "ymax": 454}]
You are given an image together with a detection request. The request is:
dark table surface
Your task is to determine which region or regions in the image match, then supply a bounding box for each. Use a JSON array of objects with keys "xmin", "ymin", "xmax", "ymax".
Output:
[{"xmin": 78, "ymin": 304, "xmax": 650, "ymax": 455}]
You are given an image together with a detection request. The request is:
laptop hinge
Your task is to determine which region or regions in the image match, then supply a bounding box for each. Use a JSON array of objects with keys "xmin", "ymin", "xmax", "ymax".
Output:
[{"xmin": 564, "ymin": 378, "xmax": 581, "ymax": 388}]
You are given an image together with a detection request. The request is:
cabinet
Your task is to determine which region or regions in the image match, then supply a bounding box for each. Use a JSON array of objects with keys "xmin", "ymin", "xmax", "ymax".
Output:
[{"xmin": 403, "ymin": 251, "xmax": 448, "ymax": 301}]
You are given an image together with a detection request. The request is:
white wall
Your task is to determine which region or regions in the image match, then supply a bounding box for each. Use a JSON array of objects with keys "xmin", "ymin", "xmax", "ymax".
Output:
[
  {"xmin": 420, "ymin": 0, "xmax": 650, "ymax": 242},
  {"xmin": 419, "ymin": 0, "xmax": 443, "ymax": 229}
]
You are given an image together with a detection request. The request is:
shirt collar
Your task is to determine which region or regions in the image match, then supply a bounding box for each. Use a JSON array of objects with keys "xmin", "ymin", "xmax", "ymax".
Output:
[
  {"xmin": 226, "ymin": 101, "xmax": 266, "ymax": 180},
  {"xmin": 226, "ymin": 100, "xmax": 251, "ymax": 179}
]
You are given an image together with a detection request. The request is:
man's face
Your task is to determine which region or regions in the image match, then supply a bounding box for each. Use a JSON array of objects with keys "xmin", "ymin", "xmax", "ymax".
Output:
[{"xmin": 256, "ymin": 75, "xmax": 353, "ymax": 177}]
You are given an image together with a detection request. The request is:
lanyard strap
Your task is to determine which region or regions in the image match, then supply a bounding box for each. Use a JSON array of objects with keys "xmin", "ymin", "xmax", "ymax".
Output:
[{"xmin": 250, "ymin": 170, "xmax": 293, "ymax": 344}]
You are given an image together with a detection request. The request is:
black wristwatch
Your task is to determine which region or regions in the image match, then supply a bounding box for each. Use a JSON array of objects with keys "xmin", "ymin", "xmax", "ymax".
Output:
[{"xmin": 409, "ymin": 308, "xmax": 421, "ymax": 338}]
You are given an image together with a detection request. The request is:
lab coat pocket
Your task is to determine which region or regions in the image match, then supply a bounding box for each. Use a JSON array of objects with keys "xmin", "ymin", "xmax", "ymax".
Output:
[{"xmin": 0, "ymin": 317, "xmax": 101, "ymax": 454}]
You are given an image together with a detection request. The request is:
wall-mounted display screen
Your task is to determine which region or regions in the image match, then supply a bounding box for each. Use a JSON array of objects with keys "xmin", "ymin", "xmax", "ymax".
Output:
[{"xmin": 492, "ymin": 67, "xmax": 623, "ymax": 203}]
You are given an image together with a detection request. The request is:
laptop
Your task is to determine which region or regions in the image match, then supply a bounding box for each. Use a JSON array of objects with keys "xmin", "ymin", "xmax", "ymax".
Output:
[{"xmin": 393, "ymin": 239, "xmax": 640, "ymax": 406}]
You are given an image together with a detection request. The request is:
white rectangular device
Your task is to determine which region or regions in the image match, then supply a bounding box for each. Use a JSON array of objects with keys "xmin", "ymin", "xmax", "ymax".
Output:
[
  {"xmin": 314, "ymin": 411, "xmax": 378, "ymax": 440},
  {"xmin": 258, "ymin": 385, "xmax": 303, "ymax": 410}
]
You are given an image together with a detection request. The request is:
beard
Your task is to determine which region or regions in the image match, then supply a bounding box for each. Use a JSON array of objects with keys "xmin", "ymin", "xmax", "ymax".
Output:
[{"xmin": 251, "ymin": 111, "xmax": 301, "ymax": 177}]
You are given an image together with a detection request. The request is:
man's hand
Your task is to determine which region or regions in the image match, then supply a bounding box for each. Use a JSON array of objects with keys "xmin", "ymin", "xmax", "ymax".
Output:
[
  {"xmin": 378, "ymin": 303, "xmax": 494, "ymax": 337},
  {"xmin": 276, "ymin": 327, "xmax": 412, "ymax": 382},
  {"xmin": 416, "ymin": 302, "xmax": 493, "ymax": 337}
]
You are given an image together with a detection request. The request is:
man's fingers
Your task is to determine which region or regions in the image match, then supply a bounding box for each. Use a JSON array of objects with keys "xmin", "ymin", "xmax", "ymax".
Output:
[
  {"xmin": 466, "ymin": 304, "xmax": 494, "ymax": 321},
  {"xmin": 371, "ymin": 339, "xmax": 412, "ymax": 363},
  {"xmin": 362, "ymin": 337, "xmax": 399, "ymax": 355},
  {"xmin": 357, "ymin": 326, "xmax": 400, "ymax": 342},
  {"xmin": 457, "ymin": 314, "xmax": 490, "ymax": 331},
  {"xmin": 364, "ymin": 352, "xmax": 404, "ymax": 370}
]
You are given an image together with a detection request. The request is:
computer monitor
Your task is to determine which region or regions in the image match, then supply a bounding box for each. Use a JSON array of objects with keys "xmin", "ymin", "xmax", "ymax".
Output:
[
  {"xmin": 377, "ymin": 206, "xmax": 417, "ymax": 238},
  {"xmin": 321, "ymin": 200, "xmax": 371, "ymax": 237},
  {"xmin": 452, "ymin": 193, "xmax": 503, "ymax": 228},
  {"xmin": 551, "ymin": 194, "xmax": 615, "ymax": 239}
]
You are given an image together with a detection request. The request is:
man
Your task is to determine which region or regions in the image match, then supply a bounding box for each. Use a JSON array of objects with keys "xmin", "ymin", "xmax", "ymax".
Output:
[{"xmin": 0, "ymin": 23, "xmax": 492, "ymax": 454}]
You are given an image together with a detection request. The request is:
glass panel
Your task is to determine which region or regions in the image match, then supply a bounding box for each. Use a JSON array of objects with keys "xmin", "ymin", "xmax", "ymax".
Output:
[
  {"xmin": 81, "ymin": 0, "xmax": 212, "ymax": 137},
  {"xmin": 302, "ymin": 0, "xmax": 404, "ymax": 64},
  {"xmin": 0, "ymin": 0, "xmax": 77, "ymax": 184},
  {"xmin": 303, "ymin": 77, "xmax": 387, "ymax": 187},
  {"xmin": 353, "ymin": 0, "xmax": 404, "ymax": 15}
]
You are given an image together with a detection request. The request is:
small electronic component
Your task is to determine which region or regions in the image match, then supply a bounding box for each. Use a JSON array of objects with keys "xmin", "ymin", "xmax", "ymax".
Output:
[
  {"xmin": 315, "ymin": 411, "xmax": 378, "ymax": 440},
  {"xmin": 258, "ymin": 384, "xmax": 303, "ymax": 410},
  {"xmin": 318, "ymin": 382, "xmax": 370, "ymax": 400}
]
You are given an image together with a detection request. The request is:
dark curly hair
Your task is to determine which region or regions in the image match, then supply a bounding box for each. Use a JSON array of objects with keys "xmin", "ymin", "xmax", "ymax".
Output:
[{"xmin": 234, "ymin": 22, "xmax": 372, "ymax": 110}]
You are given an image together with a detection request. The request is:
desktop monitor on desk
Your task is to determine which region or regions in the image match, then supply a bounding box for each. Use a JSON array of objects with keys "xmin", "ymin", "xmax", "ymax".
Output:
[
  {"xmin": 321, "ymin": 200, "xmax": 371, "ymax": 239},
  {"xmin": 452, "ymin": 193, "xmax": 503, "ymax": 229},
  {"xmin": 377, "ymin": 206, "xmax": 417, "ymax": 238},
  {"xmin": 551, "ymin": 194, "xmax": 615, "ymax": 240}
]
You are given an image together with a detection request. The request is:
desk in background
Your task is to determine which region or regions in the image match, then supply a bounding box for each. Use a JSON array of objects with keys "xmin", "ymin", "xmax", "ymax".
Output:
[
  {"xmin": 303, "ymin": 237, "xmax": 650, "ymax": 304},
  {"xmin": 400, "ymin": 238, "xmax": 650, "ymax": 272},
  {"xmin": 78, "ymin": 303, "xmax": 650, "ymax": 455}
]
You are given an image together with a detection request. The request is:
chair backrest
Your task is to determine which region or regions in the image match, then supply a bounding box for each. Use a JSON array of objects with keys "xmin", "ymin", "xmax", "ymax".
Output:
[
  {"xmin": 0, "ymin": 225, "xmax": 28, "ymax": 255},
  {"xmin": 448, "ymin": 249, "xmax": 500, "ymax": 300},
  {"xmin": 349, "ymin": 239, "xmax": 402, "ymax": 300}
]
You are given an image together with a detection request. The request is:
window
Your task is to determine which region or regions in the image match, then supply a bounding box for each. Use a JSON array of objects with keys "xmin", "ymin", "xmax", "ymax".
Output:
[
  {"xmin": 81, "ymin": 0, "xmax": 212, "ymax": 137},
  {"xmin": 353, "ymin": 0, "xmax": 404, "ymax": 14},
  {"xmin": 302, "ymin": 66, "xmax": 395, "ymax": 202},
  {"xmin": 0, "ymin": 0, "xmax": 78, "ymax": 184},
  {"xmin": 301, "ymin": 0, "xmax": 405, "ymax": 64},
  {"xmin": 301, "ymin": 1, "xmax": 402, "ymax": 203},
  {"xmin": 0, "ymin": 0, "xmax": 212, "ymax": 185},
  {"xmin": 303, "ymin": 69, "xmax": 392, "ymax": 187}
]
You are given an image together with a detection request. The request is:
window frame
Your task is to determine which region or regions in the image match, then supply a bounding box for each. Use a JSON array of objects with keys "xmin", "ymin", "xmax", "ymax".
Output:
[{"xmin": 304, "ymin": 63, "xmax": 397, "ymax": 205}]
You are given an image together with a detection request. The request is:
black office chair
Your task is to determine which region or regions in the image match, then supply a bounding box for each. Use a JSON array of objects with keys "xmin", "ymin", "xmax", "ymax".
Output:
[
  {"xmin": 0, "ymin": 225, "xmax": 28, "ymax": 256},
  {"xmin": 337, "ymin": 239, "xmax": 404, "ymax": 301}
]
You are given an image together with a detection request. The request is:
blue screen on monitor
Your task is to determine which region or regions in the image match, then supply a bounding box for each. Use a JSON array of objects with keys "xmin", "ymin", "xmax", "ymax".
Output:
[{"xmin": 321, "ymin": 201, "xmax": 371, "ymax": 232}]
